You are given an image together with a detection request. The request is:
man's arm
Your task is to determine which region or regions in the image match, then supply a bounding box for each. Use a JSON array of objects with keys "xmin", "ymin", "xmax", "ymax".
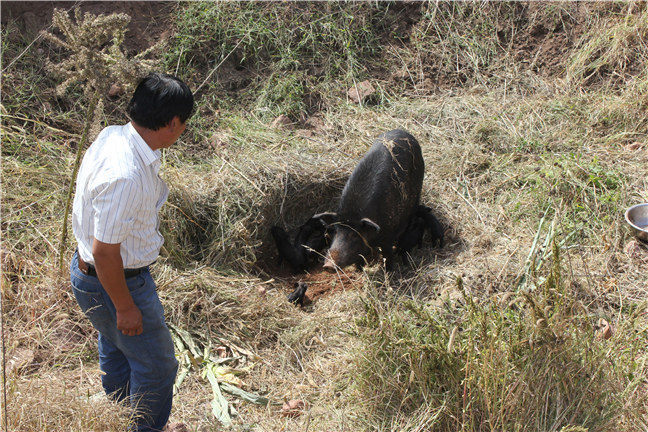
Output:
[{"xmin": 92, "ymin": 239, "xmax": 143, "ymax": 336}]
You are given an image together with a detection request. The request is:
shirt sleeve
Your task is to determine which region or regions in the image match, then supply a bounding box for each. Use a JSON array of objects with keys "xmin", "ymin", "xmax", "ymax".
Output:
[{"xmin": 91, "ymin": 177, "xmax": 139, "ymax": 244}]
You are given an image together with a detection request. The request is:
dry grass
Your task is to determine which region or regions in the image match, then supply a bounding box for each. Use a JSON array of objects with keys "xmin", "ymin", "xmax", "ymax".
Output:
[
  {"xmin": 3, "ymin": 91, "xmax": 648, "ymax": 431},
  {"xmin": 568, "ymin": 7, "xmax": 648, "ymax": 90},
  {"xmin": 2, "ymin": 2, "xmax": 648, "ymax": 431},
  {"xmin": 6, "ymin": 372, "xmax": 130, "ymax": 431},
  {"xmin": 352, "ymin": 247, "xmax": 648, "ymax": 431}
]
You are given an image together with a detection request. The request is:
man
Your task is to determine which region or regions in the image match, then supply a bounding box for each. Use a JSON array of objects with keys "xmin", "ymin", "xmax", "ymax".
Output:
[{"xmin": 69, "ymin": 73, "xmax": 193, "ymax": 432}]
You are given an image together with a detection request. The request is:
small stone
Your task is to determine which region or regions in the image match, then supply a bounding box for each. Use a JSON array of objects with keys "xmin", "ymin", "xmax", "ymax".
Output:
[
  {"xmin": 625, "ymin": 141, "xmax": 644, "ymax": 151},
  {"xmin": 270, "ymin": 114, "xmax": 293, "ymax": 129},
  {"xmin": 215, "ymin": 346, "xmax": 228, "ymax": 359},
  {"xmin": 281, "ymin": 399, "xmax": 306, "ymax": 417},
  {"xmin": 208, "ymin": 132, "xmax": 228, "ymax": 152},
  {"xmin": 107, "ymin": 84, "xmax": 125, "ymax": 99},
  {"xmin": 624, "ymin": 239, "xmax": 647, "ymax": 261},
  {"xmin": 596, "ymin": 318, "xmax": 612, "ymax": 340},
  {"xmin": 296, "ymin": 129, "xmax": 314, "ymax": 138},
  {"xmin": 347, "ymin": 80, "xmax": 376, "ymax": 104}
]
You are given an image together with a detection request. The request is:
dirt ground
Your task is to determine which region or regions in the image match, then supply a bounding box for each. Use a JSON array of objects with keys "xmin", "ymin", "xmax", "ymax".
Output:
[
  {"xmin": 1, "ymin": 1, "xmax": 174, "ymax": 53},
  {"xmin": 267, "ymin": 262, "xmax": 366, "ymax": 304}
]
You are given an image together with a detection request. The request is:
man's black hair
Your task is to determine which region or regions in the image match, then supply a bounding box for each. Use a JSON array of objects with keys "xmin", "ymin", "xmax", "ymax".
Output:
[{"xmin": 127, "ymin": 73, "xmax": 194, "ymax": 130}]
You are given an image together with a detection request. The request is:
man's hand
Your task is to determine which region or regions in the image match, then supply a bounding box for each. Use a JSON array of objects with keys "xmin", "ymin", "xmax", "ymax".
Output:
[
  {"xmin": 93, "ymin": 239, "xmax": 143, "ymax": 336},
  {"xmin": 117, "ymin": 304, "xmax": 144, "ymax": 336}
]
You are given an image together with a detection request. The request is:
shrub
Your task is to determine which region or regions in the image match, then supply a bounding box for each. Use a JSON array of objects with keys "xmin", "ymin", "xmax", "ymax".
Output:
[
  {"xmin": 354, "ymin": 241, "xmax": 647, "ymax": 431},
  {"xmin": 166, "ymin": 2, "xmax": 388, "ymax": 78}
]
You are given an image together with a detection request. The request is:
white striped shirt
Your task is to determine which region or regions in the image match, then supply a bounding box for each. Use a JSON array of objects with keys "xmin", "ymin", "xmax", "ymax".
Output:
[{"xmin": 72, "ymin": 122, "xmax": 169, "ymax": 268}]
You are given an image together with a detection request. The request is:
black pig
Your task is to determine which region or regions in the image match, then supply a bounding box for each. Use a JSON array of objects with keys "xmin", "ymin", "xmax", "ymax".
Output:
[
  {"xmin": 395, "ymin": 205, "xmax": 445, "ymax": 263},
  {"xmin": 396, "ymin": 214, "xmax": 426, "ymax": 263},
  {"xmin": 416, "ymin": 205, "xmax": 444, "ymax": 248},
  {"xmin": 287, "ymin": 281, "xmax": 308, "ymax": 306},
  {"xmin": 270, "ymin": 216, "xmax": 328, "ymax": 272},
  {"xmin": 294, "ymin": 216, "xmax": 328, "ymax": 259},
  {"xmin": 270, "ymin": 226, "xmax": 305, "ymax": 271},
  {"xmin": 316, "ymin": 129, "xmax": 424, "ymax": 271}
]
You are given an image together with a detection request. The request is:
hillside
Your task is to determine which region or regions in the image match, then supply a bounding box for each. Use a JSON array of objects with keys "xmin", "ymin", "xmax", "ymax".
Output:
[{"xmin": 1, "ymin": 2, "xmax": 647, "ymax": 431}]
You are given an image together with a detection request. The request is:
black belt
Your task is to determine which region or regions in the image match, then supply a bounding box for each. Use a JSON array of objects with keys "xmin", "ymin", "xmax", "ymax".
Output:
[{"xmin": 78, "ymin": 255, "xmax": 146, "ymax": 279}]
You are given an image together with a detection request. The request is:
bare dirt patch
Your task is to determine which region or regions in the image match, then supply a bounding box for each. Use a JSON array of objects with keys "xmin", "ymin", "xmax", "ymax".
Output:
[
  {"xmin": 510, "ymin": 2, "xmax": 594, "ymax": 77},
  {"xmin": 1, "ymin": 1, "xmax": 175, "ymax": 53},
  {"xmin": 296, "ymin": 266, "xmax": 365, "ymax": 303},
  {"xmin": 261, "ymin": 260, "xmax": 365, "ymax": 304}
]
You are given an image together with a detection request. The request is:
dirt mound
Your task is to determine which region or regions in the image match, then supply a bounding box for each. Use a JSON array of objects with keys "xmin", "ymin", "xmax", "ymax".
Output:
[
  {"xmin": 510, "ymin": 2, "xmax": 594, "ymax": 77},
  {"xmin": 261, "ymin": 260, "xmax": 365, "ymax": 304},
  {"xmin": 293, "ymin": 266, "xmax": 365, "ymax": 303}
]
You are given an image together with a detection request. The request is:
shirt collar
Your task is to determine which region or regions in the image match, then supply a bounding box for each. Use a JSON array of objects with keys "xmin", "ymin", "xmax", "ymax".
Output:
[{"xmin": 126, "ymin": 122, "xmax": 161, "ymax": 167}]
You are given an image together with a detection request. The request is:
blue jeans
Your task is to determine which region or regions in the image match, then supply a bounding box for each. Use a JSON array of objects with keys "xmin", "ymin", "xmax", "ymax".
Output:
[{"xmin": 70, "ymin": 252, "xmax": 178, "ymax": 432}]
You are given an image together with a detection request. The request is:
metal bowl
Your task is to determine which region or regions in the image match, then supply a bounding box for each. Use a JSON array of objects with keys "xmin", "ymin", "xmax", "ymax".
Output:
[{"xmin": 625, "ymin": 203, "xmax": 648, "ymax": 242}]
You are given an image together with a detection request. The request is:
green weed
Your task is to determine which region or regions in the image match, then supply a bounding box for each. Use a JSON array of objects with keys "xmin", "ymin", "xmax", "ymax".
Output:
[
  {"xmin": 254, "ymin": 71, "xmax": 307, "ymax": 121},
  {"xmin": 166, "ymin": 2, "xmax": 387, "ymax": 78},
  {"xmin": 165, "ymin": 2, "xmax": 392, "ymax": 118}
]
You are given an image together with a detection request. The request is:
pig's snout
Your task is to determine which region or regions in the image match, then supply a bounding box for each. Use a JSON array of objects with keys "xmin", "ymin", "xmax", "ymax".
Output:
[
  {"xmin": 322, "ymin": 250, "xmax": 339, "ymax": 273},
  {"xmin": 322, "ymin": 260, "xmax": 336, "ymax": 273}
]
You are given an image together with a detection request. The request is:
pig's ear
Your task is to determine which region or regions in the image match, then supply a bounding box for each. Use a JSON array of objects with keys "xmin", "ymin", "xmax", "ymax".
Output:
[
  {"xmin": 360, "ymin": 218, "xmax": 380, "ymax": 233},
  {"xmin": 312, "ymin": 212, "xmax": 338, "ymax": 226}
]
